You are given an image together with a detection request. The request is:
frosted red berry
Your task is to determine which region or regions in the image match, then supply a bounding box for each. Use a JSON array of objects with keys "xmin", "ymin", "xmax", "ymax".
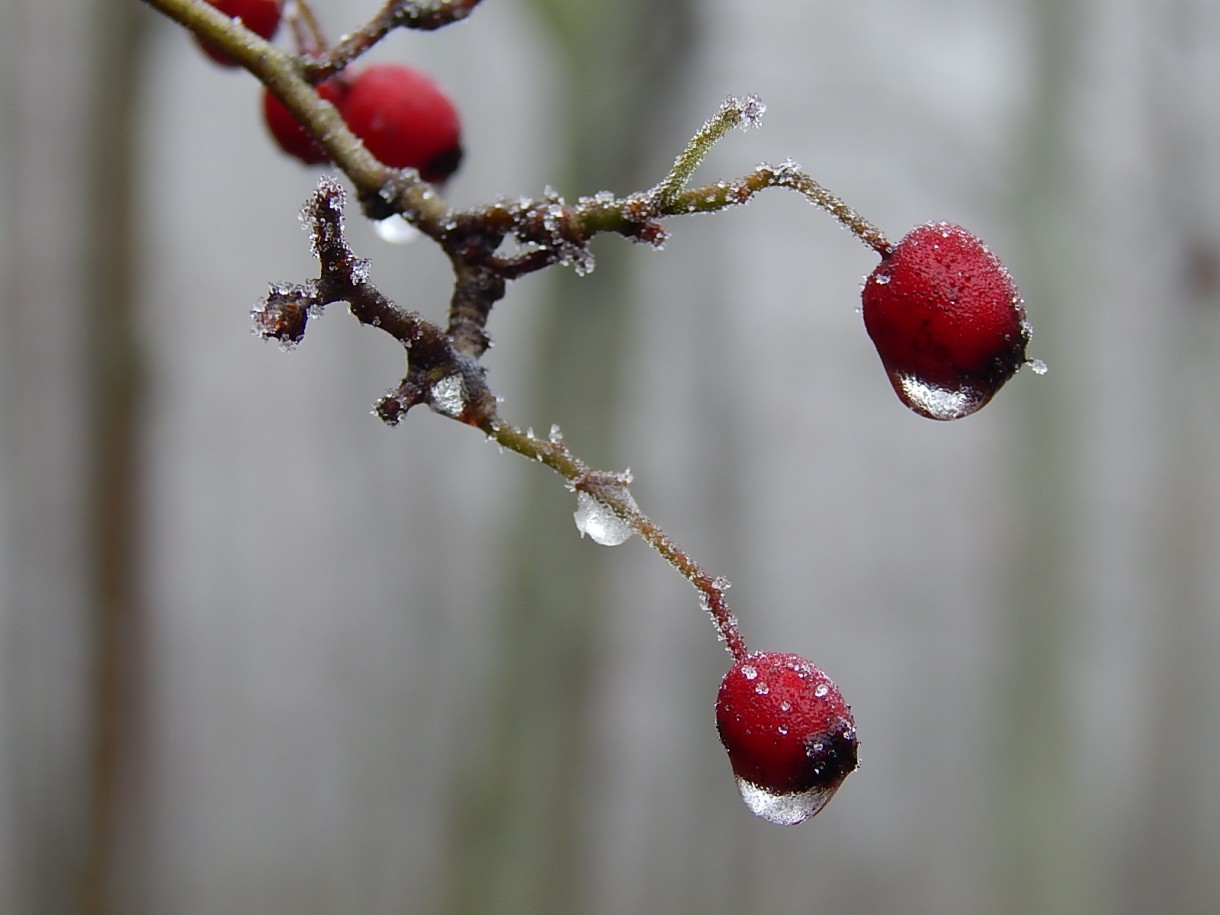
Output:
[
  {"xmin": 716, "ymin": 651, "xmax": 857, "ymax": 825},
  {"xmin": 340, "ymin": 64, "xmax": 463, "ymax": 183},
  {"xmin": 196, "ymin": 0, "xmax": 282, "ymax": 68},
  {"xmin": 262, "ymin": 79, "xmax": 348, "ymax": 166},
  {"xmin": 861, "ymin": 222, "xmax": 1032, "ymax": 420}
]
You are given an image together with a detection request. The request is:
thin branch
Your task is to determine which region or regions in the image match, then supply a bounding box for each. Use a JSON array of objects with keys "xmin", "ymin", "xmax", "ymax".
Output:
[
  {"xmin": 255, "ymin": 177, "xmax": 748, "ymax": 659},
  {"xmin": 302, "ymin": 0, "xmax": 487, "ymax": 80},
  {"xmin": 651, "ymin": 95, "xmax": 767, "ymax": 209},
  {"xmin": 481, "ymin": 421, "xmax": 748, "ymax": 661}
]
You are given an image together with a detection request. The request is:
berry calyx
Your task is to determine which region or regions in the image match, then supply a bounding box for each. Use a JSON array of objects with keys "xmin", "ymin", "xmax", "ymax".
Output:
[
  {"xmin": 262, "ymin": 79, "xmax": 349, "ymax": 166},
  {"xmin": 716, "ymin": 651, "xmax": 857, "ymax": 825},
  {"xmin": 340, "ymin": 64, "xmax": 463, "ymax": 183},
  {"xmin": 196, "ymin": 0, "xmax": 282, "ymax": 68},
  {"xmin": 861, "ymin": 222, "xmax": 1032, "ymax": 420}
]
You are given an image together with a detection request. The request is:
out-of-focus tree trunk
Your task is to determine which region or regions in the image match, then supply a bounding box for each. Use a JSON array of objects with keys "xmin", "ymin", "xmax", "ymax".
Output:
[
  {"xmin": 0, "ymin": 2, "xmax": 145, "ymax": 912},
  {"xmin": 438, "ymin": 2, "xmax": 700, "ymax": 912},
  {"xmin": 993, "ymin": 0, "xmax": 1094, "ymax": 912}
]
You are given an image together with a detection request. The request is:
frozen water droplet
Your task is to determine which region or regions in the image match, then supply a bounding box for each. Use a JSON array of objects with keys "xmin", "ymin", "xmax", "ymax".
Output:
[
  {"xmin": 734, "ymin": 778, "xmax": 836, "ymax": 826},
  {"xmin": 873, "ymin": 273, "xmax": 891, "ymax": 285},
  {"xmin": 754, "ymin": 682, "xmax": 770, "ymax": 696},
  {"xmin": 372, "ymin": 215, "xmax": 421, "ymax": 245},
  {"xmin": 814, "ymin": 683, "xmax": 829, "ymax": 698},
  {"xmin": 548, "ymin": 424, "xmax": 564, "ymax": 443},
  {"xmin": 430, "ymin": 374, "xmax": 466, "ymax": 418},
  {"xmin": 777, "ymin": 725, "xmax": 788, "ymax": 735},
  {"xmin": 1028, "ymin": 358, "xmax": 1048, "ymax": 375},
  {"xmin": 893, "ymin": 373, "xmax": 989, "ymax": 421},
  {"xmin": 737, "ymin": 94, "xmax": 766, "ymax": 130},
  {"xmin": 741, "ymin": 665, "xmax": 757, "ymax": 681},
  {"xmin": 779, "ymin": 700, "xmax": 792, "ymax": 712},
  {"xmin": 573, "ymin": 491, "xmax": 634, "ymax": 546}
]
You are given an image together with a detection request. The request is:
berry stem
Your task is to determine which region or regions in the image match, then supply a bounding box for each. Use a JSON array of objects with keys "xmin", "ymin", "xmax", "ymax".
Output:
[
  {"xmin": 286, "ymin": 0, "xmax": 329, "ymax": 60},
  {"xmin": 777, "ymin": 167, "xmax": 892, "ymax": 255},
  {"xmin": 656, "ymin": 163, "xmax": 891, "ymax": 254},
  {"xmin": 480, "ymin": 420, "xmax": 749, "ymax": 661}
]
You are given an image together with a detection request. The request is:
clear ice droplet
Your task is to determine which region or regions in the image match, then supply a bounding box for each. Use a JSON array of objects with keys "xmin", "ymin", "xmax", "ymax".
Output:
[
  {"xmin": 573, "ymin": 491, "xmax": 634, "ymax": 546},
  {"xmin": 734, "ymin": 777, "xmax": 837, "ymax": 826},
  {"xmin": 372, "ymin": 215, "xmax": 421, "ymax": 245},
  {"xmin": 893, "ymin": 373, "xmax": 989, "ymax": 421},
  {"xmin": 1028, "ymin": 358, "xmax": 1049, "ymax": 375}
]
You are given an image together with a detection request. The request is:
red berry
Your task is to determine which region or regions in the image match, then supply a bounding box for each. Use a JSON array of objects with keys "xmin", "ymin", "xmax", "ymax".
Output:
[
  {"xmin": 196, "ymin": 0, "xmax": 282, "ymax": 68},
  {"xmin": 262, "ymin": 79, "xmax": 348, "ymax": 166},
  {"xmin": 861, "ymin": 222, "xmax": 1032, "ymax": 420},
  {"xmin": 340, "ymin": 64, "xmax": 463, "ymax": 183},
  {"xmin": 716, "ymin": 651, "xmax": 857, "ymax": 825}
]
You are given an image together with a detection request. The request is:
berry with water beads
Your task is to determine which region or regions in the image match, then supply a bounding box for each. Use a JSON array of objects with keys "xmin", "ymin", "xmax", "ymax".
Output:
[
  {"xmin": 861, "ymin": 222, "xmax": 1034, "ymax": 420},
  {"xmin": 716, "ymin": 651, "xmax": 858, "ymax": 825}
]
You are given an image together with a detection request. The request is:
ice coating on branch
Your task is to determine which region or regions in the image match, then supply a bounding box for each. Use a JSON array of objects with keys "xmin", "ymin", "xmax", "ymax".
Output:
[
  {"xmin": 540, "ymin": 200, "xmax": 595, "ymax": 276},
  {"xmin": 304, "ymin": 176, "xmax": 347, "ymax": 258},
  {"xmin": 252, "ymin": 281, "xmax": 321, "ymax": 349},
  {"xmin": 573, "ymin": 490, "xmax": 637, "ymax": 546}
]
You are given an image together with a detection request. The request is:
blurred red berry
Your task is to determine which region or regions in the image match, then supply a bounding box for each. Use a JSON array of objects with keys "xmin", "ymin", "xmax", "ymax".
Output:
[
  {"xmin": 716, "ymin": 651, "xmax": 857, "ymax": 825},
  {"xmin": 340, "ymin": 64, "xmax": 463, "ymax": 183},
  {"xmin": 861, "ymin": 222, "xmax": 1032, "ymax": 420},
  {"xmin": 262, "ymin": 79, "xmax": 348, "ymax": 166},
  {"xmin": 196, "ymin": 0, "xmax": 282, "ymax": 68}
]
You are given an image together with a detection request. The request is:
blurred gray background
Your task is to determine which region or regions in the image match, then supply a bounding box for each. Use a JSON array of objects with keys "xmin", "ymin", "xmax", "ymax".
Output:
[{"xmin": 3, "ymin": 0, "xmax": 1220, "ymax": 912}]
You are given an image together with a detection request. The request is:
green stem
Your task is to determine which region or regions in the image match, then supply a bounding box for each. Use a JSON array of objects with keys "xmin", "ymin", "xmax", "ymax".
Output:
[{"xmin": 650, "ymin": 95, "xmax": 765, "ymax": 209}]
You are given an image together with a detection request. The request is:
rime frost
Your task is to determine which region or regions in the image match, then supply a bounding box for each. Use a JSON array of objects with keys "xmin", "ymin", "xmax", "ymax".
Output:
[{"xmin": 430, "ymin": 374, "xmax": 466, "ymax": 417}]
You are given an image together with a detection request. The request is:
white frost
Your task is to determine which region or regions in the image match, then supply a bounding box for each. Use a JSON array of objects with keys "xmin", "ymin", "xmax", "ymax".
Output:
[{"xmin": 430, "ymin": 374, "xmax": 466, "ymax": 418}]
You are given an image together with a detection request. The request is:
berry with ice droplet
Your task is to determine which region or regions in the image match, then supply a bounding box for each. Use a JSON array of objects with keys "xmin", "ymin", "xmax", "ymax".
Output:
[
  {"xmin": 339, "ymin": 64, "xmax": 463, "ymax": 183},
  {"xmin": 861, "ymin": 222, "xmax": 1032, "ymax": 420},
  {"xmin": 196, "ymin": 0, "xmax": 282, "ymax": 67},
  {"xmin": 262, "ymin": 79, "xmax": 349, "ymax": 166},
  {"xmin": 716, "ymin": 651, "xmax": 857, "ymax": 825}
]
